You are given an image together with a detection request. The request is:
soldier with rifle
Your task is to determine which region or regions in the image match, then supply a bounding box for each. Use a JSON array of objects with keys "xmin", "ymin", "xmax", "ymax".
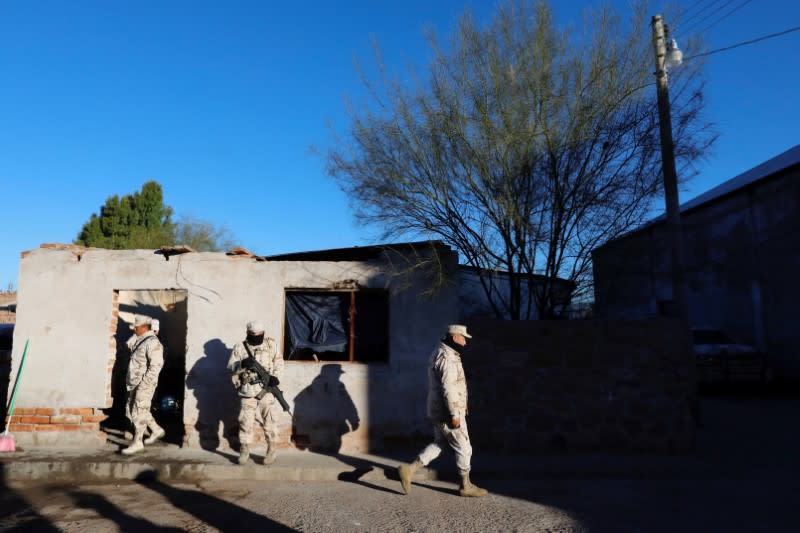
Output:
[{"xmin": 228, "ymin": 321, "xmax": 289, "ymax": 465}]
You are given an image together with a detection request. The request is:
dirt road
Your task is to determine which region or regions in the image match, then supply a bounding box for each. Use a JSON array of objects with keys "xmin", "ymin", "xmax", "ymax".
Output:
[{"xmin": 2, "ymin": 393, "xmax": 798, "ymax": 532}]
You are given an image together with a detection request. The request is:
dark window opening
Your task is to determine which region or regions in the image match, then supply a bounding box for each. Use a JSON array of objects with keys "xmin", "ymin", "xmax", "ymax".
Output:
[
  {"xmin": 283, "ymin": 289, "xmax": 389, "ymax": 363},
  {"xmin": 105, "ymin": 289, "xmax": 188, "ymax": 446}
]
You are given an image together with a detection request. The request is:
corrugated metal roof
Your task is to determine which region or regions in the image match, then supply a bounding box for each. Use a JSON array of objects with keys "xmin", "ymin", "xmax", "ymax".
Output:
[{"xmin": 264, "ymin": 240, "xmax": 452, "ymax": 262}]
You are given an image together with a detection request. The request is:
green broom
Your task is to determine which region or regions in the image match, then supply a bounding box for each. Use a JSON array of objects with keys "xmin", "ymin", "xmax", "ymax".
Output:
[{"xmin": 1, "ymin": 339, "xmax": 31, "ymax": 452}]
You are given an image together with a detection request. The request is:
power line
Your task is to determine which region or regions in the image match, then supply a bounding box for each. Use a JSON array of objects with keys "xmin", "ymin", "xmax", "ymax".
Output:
[
  {"xmin": 680, "ymin": 0, "xmax": 725, "ymax": 28},
  {"xmin": 682, "ymin": 0, "xmax": 737, "ymax": 33},
  {"xmin": 684, "ymin": 24, "xmax": 800, "ymax": 60},
  {"xmin": 696, "ymin": 0, "xmax": 754, "ymax": 34}
]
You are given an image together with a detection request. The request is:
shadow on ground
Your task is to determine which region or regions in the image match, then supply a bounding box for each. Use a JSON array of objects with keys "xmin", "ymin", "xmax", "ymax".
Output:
[
  {"xmin": 0, "ymin": 465, "xmax": 58, "ymax": 532},
  {"xmin": 134, "ymin": 470, "xmax": 294, "ymax": 531}
]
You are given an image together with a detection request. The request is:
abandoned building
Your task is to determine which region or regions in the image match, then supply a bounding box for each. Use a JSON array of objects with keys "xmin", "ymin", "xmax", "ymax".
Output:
[
  {"xmin": 6, "ymin": 239, "xmax": 700, "ymax": 454},
  {"xmin": 592, "ymin": 145, "xmax": 800, "ymax": 381},
  {"xmin": 5, "ymin": 240, "xmax": 578, "ymax": 451}
]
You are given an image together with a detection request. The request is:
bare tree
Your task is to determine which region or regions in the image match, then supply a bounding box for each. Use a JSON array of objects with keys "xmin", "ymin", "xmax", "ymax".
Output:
[
  {"xmin": 173, "ymin": 215, "xmax": 238, "ymax": 252},
  {"xmin": 327, "ymin": 1, "xmax": 715, "ymax": 319}
]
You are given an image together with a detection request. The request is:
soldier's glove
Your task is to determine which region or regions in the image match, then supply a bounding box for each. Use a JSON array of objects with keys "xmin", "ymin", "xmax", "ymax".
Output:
[
  {"xmin": 268, "ymin": 375, "xmax": 280, "ymax": 387},
  {"xmin": 240, "ymin": 358, "xmax": 255, "ymax": 370}
]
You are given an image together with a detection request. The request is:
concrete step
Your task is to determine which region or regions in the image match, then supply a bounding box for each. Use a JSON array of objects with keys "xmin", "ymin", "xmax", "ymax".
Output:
[
  {"xmin": 0, "ymin": 447, "xmax": 417, "ymax": 484},
  {"xmin": 0, "ymin": 444, "xmax": 721, "ymax": 485}
]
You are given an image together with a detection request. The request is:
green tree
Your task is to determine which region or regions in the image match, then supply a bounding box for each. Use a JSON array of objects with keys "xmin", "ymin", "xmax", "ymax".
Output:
[
  {"xmin": 76, "ymin": 181, "xmax": 175, "ymax": 249},
  {"xmin": 327, "ymin": 0, "xmax": 714, "ymax": 319},
  {"xmin": 76, "ymin": 182, "xmax": 238, "ymax": 252}
]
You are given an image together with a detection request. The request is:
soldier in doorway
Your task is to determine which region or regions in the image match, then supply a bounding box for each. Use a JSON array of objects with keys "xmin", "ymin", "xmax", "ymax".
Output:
[
  {"xmin": 228, "ymin": 321, "xmax": 284, "ymax": 465},
  {"xmin": 397, "ymin": 324, "xmax": 488, "ymax": 497},
  {"xmin": 122, "ymin": 314, "xmax": 166, "ymax": 455}
]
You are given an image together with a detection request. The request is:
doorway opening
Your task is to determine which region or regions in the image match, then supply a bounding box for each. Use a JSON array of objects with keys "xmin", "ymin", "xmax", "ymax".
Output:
[{"xmin": 106, "ymin": 289, "xmax": 188, "ymax": 446}]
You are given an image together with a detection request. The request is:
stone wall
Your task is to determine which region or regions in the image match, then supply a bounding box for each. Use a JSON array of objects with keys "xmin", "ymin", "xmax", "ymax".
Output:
[{"xmin": 463, "ymin": 319, "xmax": 695, "ymax": 453}]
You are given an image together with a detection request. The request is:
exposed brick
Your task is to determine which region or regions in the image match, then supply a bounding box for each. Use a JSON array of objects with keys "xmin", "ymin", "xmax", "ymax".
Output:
[
  {"xmin": 12, "ymin": 408, "xmax": 37, "ymax": 415},
  {"xmin": 20, "ymin": 251, "xmax": 30, "ymax": 259},
  {"xmin": 19, "ymin": 416, "xmax": 51, "ymax": 424},
  {"xmin": 94, "ymin": 408, "xmax": 106, "ymax": 415},
  {"xmin": 59, "ymin": 408, "xmax": 94, "ymax": 415},
  {"xmin": 80, "ymin": 423, "xmax": 100, "ymax": 430},
  {"xmin": 60, "ymin": 424, "xmax": 83, "ymax": 431},
  {"xmin": 82, "ymin": 415, "xmax": 108, "ymax": 423},
  {"xmin": 34, "ymin": 424, "xmax": 63, "ymax": 432},
  {"xmin": 8, "ymin": 424, "xmax": 35, "ymax": 432},
  {"xmin": 50, "ymin": 415, "xmax": 82, "ymax": 424},
  {"xmin": 35, "ymin": 408, "xmax": 55, "ymax": 416}
]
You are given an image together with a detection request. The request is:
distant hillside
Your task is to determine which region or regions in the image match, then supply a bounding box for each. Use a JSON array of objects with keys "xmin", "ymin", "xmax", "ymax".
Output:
[
  {"xmin": 0, "ymin": 291, "xmax": 15, "ymax": 324},
  {"xmin": 0, "ymin": 292, "xmax": 15, "ymax": 305}
]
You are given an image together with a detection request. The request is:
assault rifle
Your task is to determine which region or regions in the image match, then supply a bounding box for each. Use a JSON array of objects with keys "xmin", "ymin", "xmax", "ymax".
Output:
[{"xmin": 241, "ymin": 344, "xmax": 292, "ymax": 415}]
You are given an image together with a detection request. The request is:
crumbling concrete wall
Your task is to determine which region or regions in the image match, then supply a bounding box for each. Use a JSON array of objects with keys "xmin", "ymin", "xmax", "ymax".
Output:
[
  {"xmin": 9, "ymin": 246, "xmax": 459, "ymax": 450},
  {"xmin": 464, "ymin": 319, "xmax": 695, "ymax": 453}
]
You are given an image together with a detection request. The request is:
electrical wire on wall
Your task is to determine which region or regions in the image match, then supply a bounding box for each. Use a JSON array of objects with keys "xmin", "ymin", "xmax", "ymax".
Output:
[{"xmin": 173, "ymin": 254, "xmax": 223, "ymax": 304}]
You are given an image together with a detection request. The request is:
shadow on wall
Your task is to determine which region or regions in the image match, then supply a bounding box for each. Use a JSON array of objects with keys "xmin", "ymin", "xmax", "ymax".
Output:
[
  {"xmin": 291, "ymin": 364, "xmax": 403, "ymax": 495},
  {"xmin": 186, "ymin": 339, "xmax": 240, "ymax": 451},
  {"xmin": 291, "ymin": 364, "xmax": 359, "ymax": 453}
]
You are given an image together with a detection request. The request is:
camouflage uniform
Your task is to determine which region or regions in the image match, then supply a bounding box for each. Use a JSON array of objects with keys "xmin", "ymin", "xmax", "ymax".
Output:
[
  {"xmin": 228, "ymin": 337, "xmax": 283, "ymax": 449},
  {"xmin": 125, "ymin": 331, "xmax": 164, "ymax": 435},
  {"xmin": 417, "ymin": 341, "xmax": 473, "ymax": 474}
]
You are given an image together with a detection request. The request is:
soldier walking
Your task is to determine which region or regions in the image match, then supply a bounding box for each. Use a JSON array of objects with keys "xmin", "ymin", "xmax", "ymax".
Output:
[
  {"xmin": 228, "ymin": 321, "xmax": 284, "ymax": 465},
  {"xmin": 398, "ymin": 324, "xmax": 487, "ymax": 497},
  {"xmin": 122, "ymin": 315, "xmax": 166, "ymax": 455}
]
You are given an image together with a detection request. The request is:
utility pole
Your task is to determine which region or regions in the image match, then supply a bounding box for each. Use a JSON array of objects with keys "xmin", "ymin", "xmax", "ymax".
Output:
[{"xmin": 651, "ymin": 14, "xmax": 689, "ymax": 322}]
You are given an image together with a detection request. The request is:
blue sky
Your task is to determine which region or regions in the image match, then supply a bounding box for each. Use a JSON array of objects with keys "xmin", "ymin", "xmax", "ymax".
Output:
[{"xmin": 1, "ymin": 0, "xmax": 799, "ymax": 289}]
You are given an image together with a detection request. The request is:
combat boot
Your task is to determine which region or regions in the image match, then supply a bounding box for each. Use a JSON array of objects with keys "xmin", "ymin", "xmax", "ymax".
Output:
[
  {"xmin": 263, "ymin": 447, "xmax": 277, "ymax": 466},
  {"xmin": 144, "ymin": 426, "xmax": 166, "ymax": 445},
  {"xmin": 459, "ymin": 472, "xmax": 488, "ymax": 497},
  {"xmin": 122, "ymin": 432, "xmax": 145, "ymax": 455},
  {"xmin": 398, "ymin": 459, "xmax": 422, "ymax": 495},
  {"xmin": 237, "ymin": 445, "xmax": 250, "ymax": 465}
]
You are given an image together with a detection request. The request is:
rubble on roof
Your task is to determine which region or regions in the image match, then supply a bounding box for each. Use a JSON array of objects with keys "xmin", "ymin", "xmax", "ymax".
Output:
[{"xmin": 155, "ymin": 245, "xmax": 195, "ymax": 260}]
